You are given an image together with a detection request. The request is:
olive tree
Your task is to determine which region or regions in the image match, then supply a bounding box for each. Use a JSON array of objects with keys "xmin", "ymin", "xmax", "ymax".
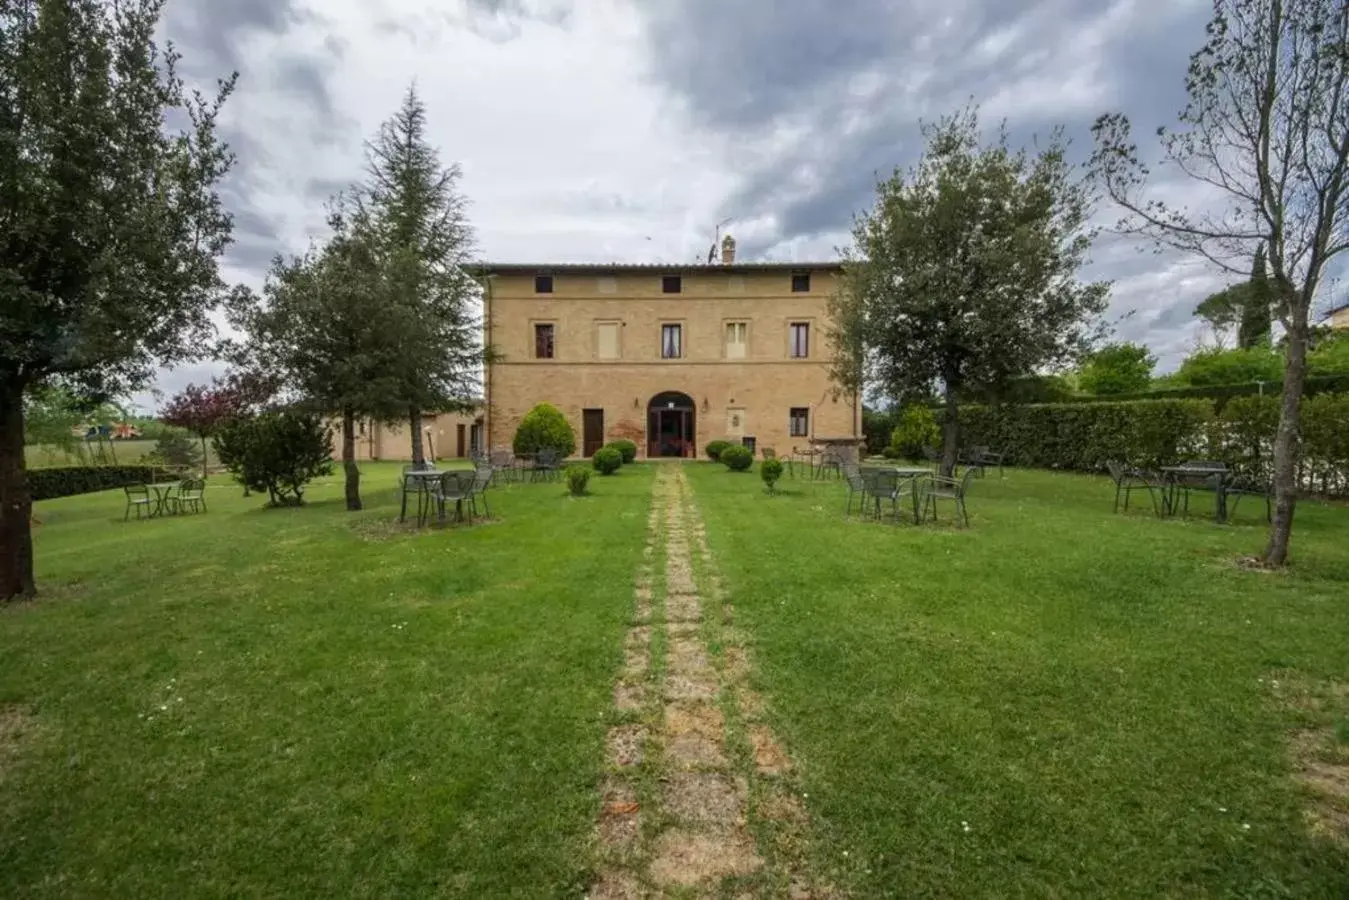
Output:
[{"xmin": 0, "ymin": 0, "xmax": 236, "ymax": 601}]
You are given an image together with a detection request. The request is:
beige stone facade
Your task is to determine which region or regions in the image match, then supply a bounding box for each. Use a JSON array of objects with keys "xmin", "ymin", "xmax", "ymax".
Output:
[
  {"xmin": 479, "ymin": 261, "xmax": 859, "ymax": 459},
  {"xmin": 343, "ymin": 410, "xmax": 482, "ymax": 461},
  {"xmin": 1327, "ymin": 304, "xmax": 1349, "ymax": 331}
]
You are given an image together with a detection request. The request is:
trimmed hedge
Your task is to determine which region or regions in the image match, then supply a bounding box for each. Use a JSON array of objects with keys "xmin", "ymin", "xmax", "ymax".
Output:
[
  {"xmin": 959, "ymin": 393, "xmax": 1349, "ymax": 496},
  {"xmin": 705, "ymin": 439, "xmax": 732, "ymax": 461},
  {"xmin": 27, "ymin": 465, "xmax": 176, "ymax": 501},
  {"xmin": 606, "ymin": 439, "xmax": 638, "ymax": 464},
  {"xmin": 958, "ymin": 399, "xmax": 1214, "ymax": 471},
  {"xmin": 513, "ymin": 403, "xmax": 576, "ymax": 459},
  {"xmin": 720, "ymin": 444, "xmax": 754, "ymax": 471},
  {"xmin": 592, "ymin": 447, "xmax": 622, "ymax": 475}
]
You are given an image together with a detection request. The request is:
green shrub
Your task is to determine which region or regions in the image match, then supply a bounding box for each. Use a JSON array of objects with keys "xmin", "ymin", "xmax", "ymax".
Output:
[
  {"xmin": 592, "ymin": 447, "xmax": 622, "ymax": 475},
  {"xmin": 512, "ymin": 403, "xmax": 576, "ymax": 459},
  {"xmin": 606, "ymin": 439, "xmax": 638, "ymax": 464},
  {"xmin": 215, "ymin": 411, "xmax": 333, "ymax": 506},
  {"xmin": 705, "ymin": 439, "xmax": 732, "ymax": 461},
  {"xmin": 760, "ymin": 457, "xmax": 785, "ymax": 492},
  {"xmin": 26, "ymin": 465, "xmax": 175, "ymax": 501},
  {"xmin": 565, "ymin": 464, "xmax": 590, "ymax": 496},
  {"xmin": 720, "ymin": 444, "xmax": 753, "ymax": 471},
  {"xmin": 888, "ymin": 404, "xmax": 939, "ymax": 461}
]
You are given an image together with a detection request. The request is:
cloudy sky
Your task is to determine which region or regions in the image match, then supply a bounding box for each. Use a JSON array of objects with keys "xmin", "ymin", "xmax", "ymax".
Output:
[{"xmin": 144, "ymin": 0, "xmax": 1256, "ymax": 409}]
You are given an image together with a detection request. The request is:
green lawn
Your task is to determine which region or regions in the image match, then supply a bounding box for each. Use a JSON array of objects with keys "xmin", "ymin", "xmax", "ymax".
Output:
[
  {"xmin": 2, "ymin": 462, "xmax": 653, "ymax": 898},
  {"xmin": 3, "ymin": 461, "xmax": 1347, "ymax": 897},
  {"xmin": 685, "ymin": 464, "xmax": 1349, "ymax": 897}
]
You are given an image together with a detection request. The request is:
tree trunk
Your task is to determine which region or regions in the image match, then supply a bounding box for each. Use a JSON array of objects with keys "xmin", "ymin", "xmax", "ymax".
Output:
[
  {"xmin": 409, "ymin": 407, "xmax": 425, "ymax": 467},
  {"xmin": 342, "ymin": 407, "xmax": 361, "ymax": 511},
  {"xmin": 0, "ymin": 382, "xmax": 36, "ymax": 602},
  {"xmin": 1262, "ymin": 312, "xmax": 1308, "ymax": 566},
  {"xmin": 939, "ymin": 390, "xmax": 960, "ymax": 479},
  {"xmin": 200, "ymin": 434, "xmax": 209, "ymax": 480}
]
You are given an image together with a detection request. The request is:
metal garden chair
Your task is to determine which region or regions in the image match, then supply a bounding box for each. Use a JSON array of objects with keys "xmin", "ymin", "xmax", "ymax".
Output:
[
  {"xmin": 175, "ymin": 478, "xmax": 207, "ymax": 514},
  {"xmin": 467, "ymin": 465, "xmax": 494, "ymax": 520},
  {"xmin": 1107, "ymin": 461, "xmax": 1162, "ymax": 516},
  {"xmin": 842, "ymin": 466, "xmax": 869, "ymax": 517},
  {"xmin": 124, "ymin": 483, "xmax": 152, "ymax": 521},
  {"xmin": 531, "ymin": 448, "xmax": 560, "ymax": 483},
  {"xmin": 919, "ymin": 467, "xmax": 977, "ymax": 527}
]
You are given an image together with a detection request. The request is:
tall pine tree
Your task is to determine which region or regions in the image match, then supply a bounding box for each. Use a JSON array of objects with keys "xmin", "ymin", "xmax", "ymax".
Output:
[
  {"xmin": 1238, "ymin": 244, "xmax": 1273, "ymax": 348},
  {"xmin": 358, "ymin": 86, "xmax": 483, "ymax": 466}
]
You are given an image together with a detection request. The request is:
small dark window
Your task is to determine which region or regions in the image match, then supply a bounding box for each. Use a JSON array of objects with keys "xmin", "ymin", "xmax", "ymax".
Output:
[
  {"xmin": 534, "ymin": 323, "xmax": 555, "ymax": 359},
  {"xmin": 535, "ymin": 274, "xmax": 554, "ymax": 293},
  {"xmin": 662, "ymin": 275, "xmax": 682, "ymax": 294},
  {"xmin": 661, "ymin": 323, "xmax": 682, "ymax": 359},
  {"xmin": 789, "ymin": 322, "xmax": 810, "ymax": 358},
  {"xmin": 791, "ymin": 273, "xmax": 811, "ymax": 292},
  {"xmin": 790, "ymin": 407, "xmax": 809, "ymax": 437}
]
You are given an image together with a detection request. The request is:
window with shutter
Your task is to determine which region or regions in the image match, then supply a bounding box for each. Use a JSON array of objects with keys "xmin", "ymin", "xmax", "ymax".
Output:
[
  {"xmin": 724, "ymin": 322, "xmax": 747, "ymax": 359},
  {"xmin": 597, "ymin": 322, "xmax": 620, "ymax": 359}
]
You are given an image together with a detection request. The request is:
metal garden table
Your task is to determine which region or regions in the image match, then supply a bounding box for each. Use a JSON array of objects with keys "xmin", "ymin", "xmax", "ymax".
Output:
[
  {"xmin": 145, "ymin": 482, "xmax": 178, "ymax": 517},
  {"xmin": 1159, "ymin": 465, "xmax": 1230, "ymax": 522},
  {"xmin": 860, "ymin": 465, "xmax": 930, "ymax": 524}
]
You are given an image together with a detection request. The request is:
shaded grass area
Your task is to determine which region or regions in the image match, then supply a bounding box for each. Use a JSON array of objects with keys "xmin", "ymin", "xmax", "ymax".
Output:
[
  {"xmin": 684, "ymin": 463, "xmax": 1349, "ymax": 897},
  {"xmin": 2, "ymin": 462, "xmax": 654, "ymax": 898}
]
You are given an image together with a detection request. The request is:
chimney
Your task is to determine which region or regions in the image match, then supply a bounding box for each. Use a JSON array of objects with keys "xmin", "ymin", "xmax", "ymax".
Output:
[{"xmin": 720, "ymin": 234, "xmax": 736, "ymax": 265}]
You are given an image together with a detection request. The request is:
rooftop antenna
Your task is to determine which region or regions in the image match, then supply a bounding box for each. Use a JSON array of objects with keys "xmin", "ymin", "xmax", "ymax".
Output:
[{"xmin": 708, "ymin": 217, "xmax": 733, "ymax": 264}]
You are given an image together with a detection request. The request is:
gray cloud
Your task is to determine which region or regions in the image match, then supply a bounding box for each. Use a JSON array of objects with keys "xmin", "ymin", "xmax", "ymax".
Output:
[{"xmin": 635, "ymin": 0, "xmax": 1220, "ymax": 366}]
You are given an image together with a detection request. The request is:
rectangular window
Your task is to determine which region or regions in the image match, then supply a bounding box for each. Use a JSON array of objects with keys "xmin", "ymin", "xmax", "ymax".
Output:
[
  {"xmin": 662, "ymin": 275, "xmax": 682, "ymax": 294},
  {"xmin": 724, "ymin": 321, "xmax": 747, "ymax": 359},
  {"xmin": 790, "ymin": 407, "xmax": 810, "ymax": 437},
  {"xmin": 791, "ymin": 272, "xmax": 811, "ymax": 293},
  {"xmin": 597, "ymin": 322, "xmax": 620, "ymax": 360},
  {"xmin": 534, "ymin": 323, "xmax": 555, "ymax": 359},
  {"xmin": 661, "ymin": 323, "xmax": 682, "ymax": 359},
  {"xmin": 534, "ymin": 274, "xmax": 554, "ymax": 293},
  {"xmin": 789, "ymin": 322, "xmax": 810, "ymax": 358}
]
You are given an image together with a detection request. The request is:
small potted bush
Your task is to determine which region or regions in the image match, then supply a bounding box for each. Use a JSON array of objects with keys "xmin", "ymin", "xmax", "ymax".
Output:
[
  {"xmin": 705, "ymin": 439, "xmax": 731, "ymax": 461},
  {"xmin": 760, "ymin": 457, "xmax": 784, "ymax": 492},
  {"xmin": 720, "ymin": 444, "xmax": 753, "ymax": 472},
  {"xmin": 592, "ymin": 446, "xmax": 622, "ymax": 475},
  {"xmin": 565, "ymin": 464, "xmax": 590, "ymax": 496}
]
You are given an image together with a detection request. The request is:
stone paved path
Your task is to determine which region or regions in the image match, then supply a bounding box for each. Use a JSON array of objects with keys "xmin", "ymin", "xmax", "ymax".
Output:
[{"xmin": 589, "ymin": 467, "xmax": 835, "ymax": 899}]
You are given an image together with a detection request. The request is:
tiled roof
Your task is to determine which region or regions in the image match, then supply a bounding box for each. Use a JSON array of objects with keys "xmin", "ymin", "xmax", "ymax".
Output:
[{"xmin": 469, "ymin": 261, "xmax": 843, "ymax": 276}]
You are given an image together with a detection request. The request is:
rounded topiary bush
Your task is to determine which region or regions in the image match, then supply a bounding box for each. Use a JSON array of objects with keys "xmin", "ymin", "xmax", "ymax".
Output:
[
  {"xmin": 513, "ymin": 403, "xmax": 576, "ymax": 459},
  {"xmin": 705, "ymin": 439, "xmax": 731, "ymax": 461},
  {"xmin": 760, "ymin": 457, "xmax": 784, "ymax": 492},
  {"xmin": 565, "ymin": 464, "xmax": 590, "ymax": 496},
  {"xmin": 607, "ymin": 439, "xmax": 638, "ymax": 464},
  {"xmin": 720, "ymin": 444, "xmax": 753, "ymax": 471},
  {"xmin": 592, "ymin": 447, "xmax": 622, "ymax": 475}
]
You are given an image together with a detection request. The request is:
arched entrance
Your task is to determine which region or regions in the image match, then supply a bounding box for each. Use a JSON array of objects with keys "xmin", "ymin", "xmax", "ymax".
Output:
[{"xmin": 647, "ymin": 392, "xmax": 696, "ymax": 458}]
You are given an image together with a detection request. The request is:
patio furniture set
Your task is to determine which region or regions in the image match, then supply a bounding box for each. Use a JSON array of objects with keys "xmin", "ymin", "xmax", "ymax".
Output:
[
  {"xmin": 399, "ymin": 462, "xmax": 495, "ymax": 528},
  {"xmin": 123, "ymin": 479, "xmax": 208, "ymax": 521},
  {"xmin": 842, "ymin": 463, "xmax": 979, "ymax": 527},
  {"xmin": 1108, "ymin": 460, "xmax": 1271, "ymax": 524}
]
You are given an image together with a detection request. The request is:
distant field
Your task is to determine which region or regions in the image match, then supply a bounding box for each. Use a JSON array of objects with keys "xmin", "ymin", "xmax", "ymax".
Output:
[{"xmin": 24, "ymin": 440, "xmax": 220, "ymax": 469}]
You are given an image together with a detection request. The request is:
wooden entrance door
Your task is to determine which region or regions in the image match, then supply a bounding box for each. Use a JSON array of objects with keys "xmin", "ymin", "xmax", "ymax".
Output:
[
  {"xmin": 583, "ymin": 409, "xmax": 605, "ymax": 457},
  {"xmin": 456, "ymin": 424, "xmax": 467, "ymax": 457}
]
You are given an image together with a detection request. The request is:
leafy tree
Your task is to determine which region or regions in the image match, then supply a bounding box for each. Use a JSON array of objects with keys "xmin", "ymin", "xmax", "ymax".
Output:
[
  {"xmin": 833, "ymin": 109, "xmax": 1109, "ymax": 477},
  {"xmin": 1194, "ymin": 284, "xmax": 1247, "ymax": 348},
  {"xmin": 1078, "ymin": 343, "xmax": 1156, "ymax": 395},
  {"xmin": 1238, "ymin": 244, "xmax": 1274, "ymax": 348},
  {"xmin": 1091, "ymin": 0, "xmax": 1349, "ymax": 565},
  {"xmin": 1309, "ymin": 330, "xmax": 1349, "ymax": 375},
  {"xmin": 235, "ymin": 204, "xmax": 412, "ymax": 511},
  {"xmin": 160, "ymin": 373, "xmax": 274, "ymax": 479},
  {"xmin": 215, "ymin": 411, "xmax": 333, "ymax": 507},
  {"xmin": 512, "ymin": 404, "xmax": 576, "ymax": 458},
  {"xmin": 23, "ymin": 387, "xmax": 88, "ymax": 461},
  {"xmin": 358, "ymin": 86, "xmax": 484, "ymax": 467},
  {"xmin": 1174, "ymin": 346, "xmax": 1284, "ymax": 386},
  {"xmin": 0, "ymin": 0, "xmax": 236, "ymax": 601},
  {"xmin": 148, "ymin": 428, "xmax": 202, "ymax": 471},
  {"xmin": 760, "ymin": 457, "xmax": 785, "ymax": 493}
]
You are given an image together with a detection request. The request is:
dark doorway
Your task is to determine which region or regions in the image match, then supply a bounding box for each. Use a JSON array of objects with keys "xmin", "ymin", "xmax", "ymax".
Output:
[
  {"xmin": 583, "ymin": 408, "xmax": 606, "ymax": 457},
  {"xmin": 456, "ymin": 424, "xmax": 467, "ymax": 458},
  {"xmin": 647, "ymin": 392, "xmax": 696, "ymax": 458}
]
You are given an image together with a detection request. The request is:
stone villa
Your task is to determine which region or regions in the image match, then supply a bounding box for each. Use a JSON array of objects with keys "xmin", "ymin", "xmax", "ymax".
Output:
[{"xmin": 477, "ymin": 237, "xmax": 860, "ymax": 460}]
